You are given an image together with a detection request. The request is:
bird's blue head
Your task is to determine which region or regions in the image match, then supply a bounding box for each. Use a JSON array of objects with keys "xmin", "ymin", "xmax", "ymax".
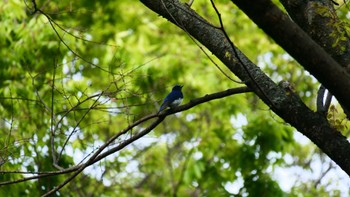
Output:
[{"xmin": 172, "ymin": 85, "xmax": 183, "ymax": 91}]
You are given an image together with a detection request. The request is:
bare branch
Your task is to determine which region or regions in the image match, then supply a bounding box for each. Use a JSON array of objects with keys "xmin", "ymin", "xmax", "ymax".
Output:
[
  {"xmin": 0, "ymin": 167, "xmax": 79, "ymax": 186},
  {"xmin": 0, "ymin": 86, "xmax": 249, "ymax": 192},
  {"xmin": 56, "ymin": 91, "xmax": 103, "ymax": 167}
]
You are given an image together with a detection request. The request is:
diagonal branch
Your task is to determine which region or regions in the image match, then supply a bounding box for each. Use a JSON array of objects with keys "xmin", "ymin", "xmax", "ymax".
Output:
[
  {"xmin": 231, "ymin": 0, "xmax": 350, "ymax": 115},
  {"xmin": 280, "ymin": 0, "xmax": 350, "ymax": 118},
  {"xmin": 280, "ymin": 0, "xmax": 350, "ymax": 69},
  {"xmin": 41, "ymin": 86, "xmax": 251, "ymax": 196},
  {"xmin": 0, "ymin": 86, "xmax": 250, "ymax": 188},
  {"xmin": 92, "ymin": 86, "xmax": 252, "ymax": 163}
]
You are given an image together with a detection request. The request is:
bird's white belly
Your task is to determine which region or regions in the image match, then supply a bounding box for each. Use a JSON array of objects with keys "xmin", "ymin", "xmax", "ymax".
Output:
[{"xmin": 170, "ymin": 98, "xmax": 183, "ymax": 108}]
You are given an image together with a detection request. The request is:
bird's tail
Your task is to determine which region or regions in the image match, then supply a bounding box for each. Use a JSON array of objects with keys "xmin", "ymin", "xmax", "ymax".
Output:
[
  {"xmin": 158, "ymin": 104, "xmax": 165, "ymax": 113},
  {"xmin": 158, "ymin": 101, "xmax": 168, "ymax": 113}
]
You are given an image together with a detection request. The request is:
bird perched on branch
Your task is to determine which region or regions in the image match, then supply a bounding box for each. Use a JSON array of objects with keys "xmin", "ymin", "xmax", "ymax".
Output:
[{"xmin": 158, "ymin": 85, "xmax": 183, "ymax": 113}]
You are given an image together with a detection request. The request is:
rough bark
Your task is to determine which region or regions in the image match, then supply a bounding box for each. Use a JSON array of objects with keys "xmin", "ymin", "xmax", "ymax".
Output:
[
  {"xmin": 140, "ymin": 0, "xmax": 350, "ymax": 175},
  {"xmin": 231, "ymin": 0, "xmax": 350, "ymax": 117},
  {"xmin": 280, "ymin": 0, "xmax": 350, "ymax": 117},
  {"xmin": 280, "ymin": 0, "xmax": 350, "ymax": 69}
]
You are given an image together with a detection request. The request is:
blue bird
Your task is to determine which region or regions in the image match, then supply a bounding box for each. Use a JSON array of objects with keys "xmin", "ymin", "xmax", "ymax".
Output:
[{"xmin": 159, "ymin": 85, "xmax": 184, "ymax": 113}]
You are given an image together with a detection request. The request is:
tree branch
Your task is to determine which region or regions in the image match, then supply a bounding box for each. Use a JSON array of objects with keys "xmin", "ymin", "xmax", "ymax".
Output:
[
  {"xmin": 41, "ymin": 86, "xmax": 251, "ymax": 195},
  {"xmin": 280, "ymin": 0, "xmax": 350, "ymax": 118},
  {"xmin": 280, "ymin": 0, "xmax": 350, "ymax": 68},
  {"xmin": 230, "ymin": 0, "xmax": 350, "ymax": 116}
]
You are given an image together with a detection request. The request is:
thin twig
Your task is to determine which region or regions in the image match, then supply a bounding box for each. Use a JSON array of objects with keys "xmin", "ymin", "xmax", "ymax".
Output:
[
  {"xmin": 51, "ymin": 57, "xmax": 58, "ymax": 168},
  {"xmin": 160, "ymin": 0, "xmax": 242, "ymax": 83},
  {"xmin": 35, "ymin": 8, "xmax": 111, "ymax": 73},
  {"xmin": 57, "ymin": 92, "xmax": 103, "ymax": 164},
  {"xmin": 0, "ymin": 86, "xmax": 250, "ymax": 189},
  {"xmin": 210, "ymin": 0, "xmax": 276, "ymax": 110},
  {"xmin": 41, "ymin": 86, "xmax": 251, "ymax": 196}
]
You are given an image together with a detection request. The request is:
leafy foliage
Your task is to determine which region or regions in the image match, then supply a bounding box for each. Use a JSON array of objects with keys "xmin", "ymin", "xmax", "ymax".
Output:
[{"xmin": 0, "ymin": 0, "xmax": 348, "ymax": 196}]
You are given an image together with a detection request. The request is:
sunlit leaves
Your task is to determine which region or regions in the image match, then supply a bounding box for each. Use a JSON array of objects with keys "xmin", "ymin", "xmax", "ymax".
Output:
[{"xmin": 0, "ymin": 0, "xmax": 347, "ymax": 196}]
